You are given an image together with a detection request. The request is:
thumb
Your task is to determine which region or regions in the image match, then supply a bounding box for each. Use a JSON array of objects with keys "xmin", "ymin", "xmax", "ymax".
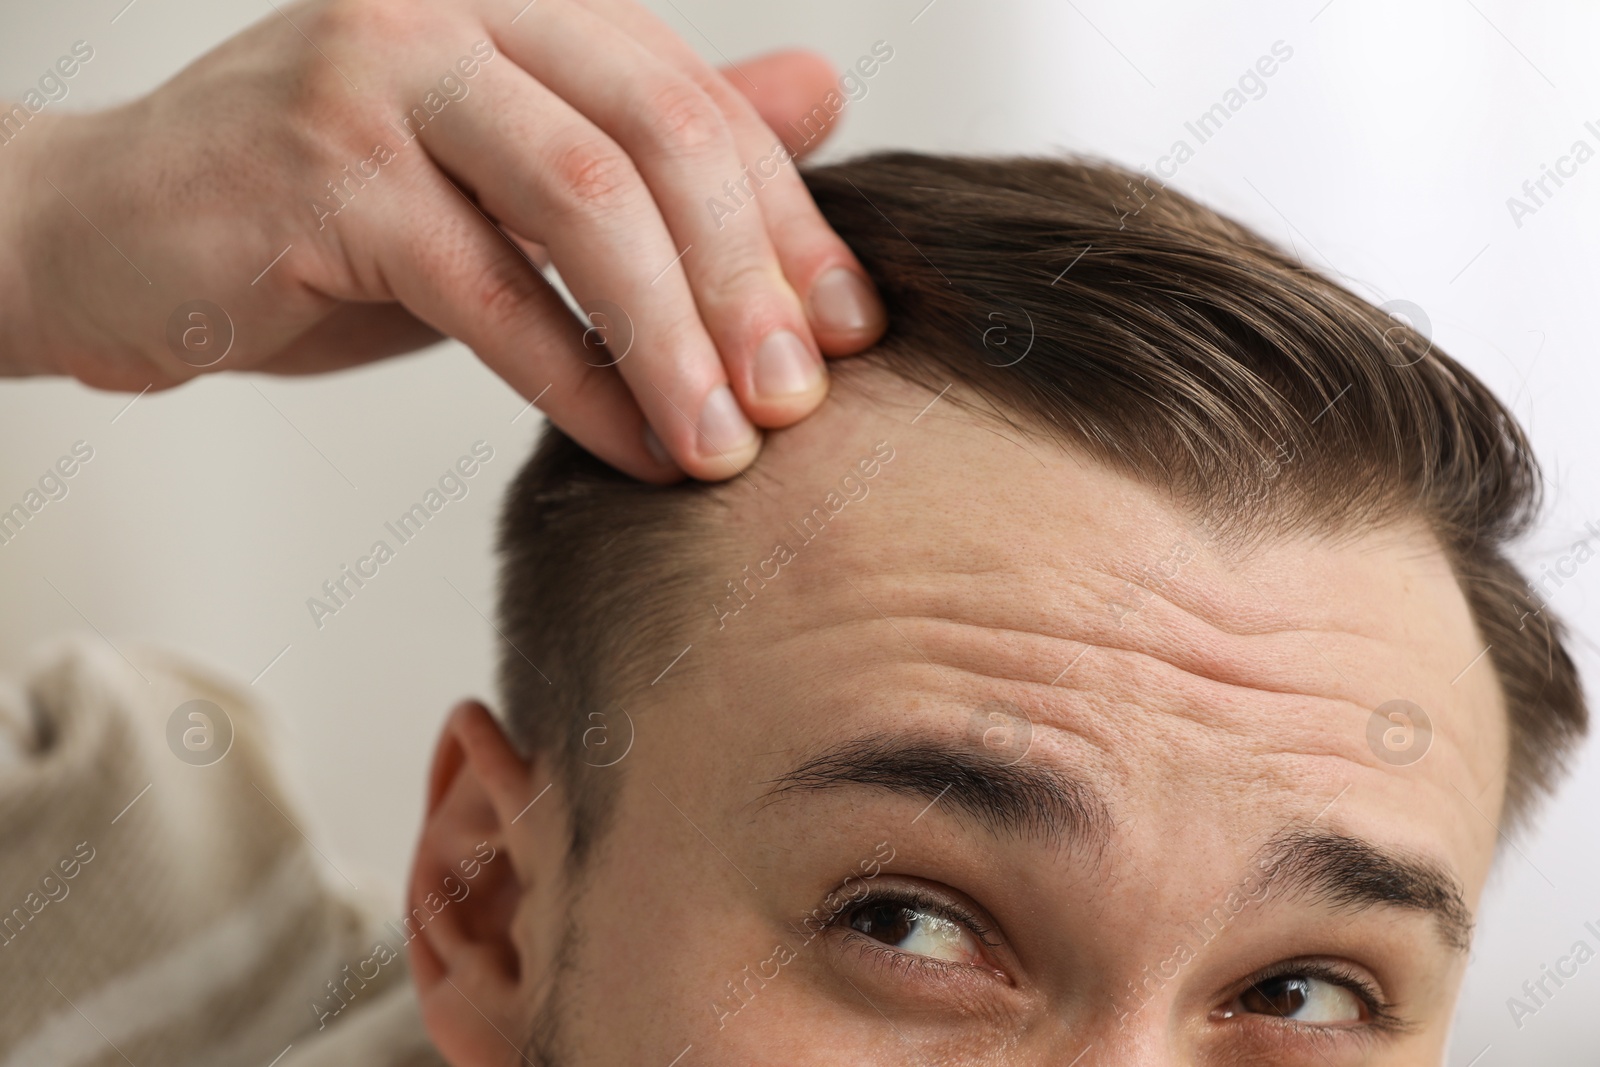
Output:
[{"xmin": 719, "ymin": 49, "xmax": 844, "ymax": 158}]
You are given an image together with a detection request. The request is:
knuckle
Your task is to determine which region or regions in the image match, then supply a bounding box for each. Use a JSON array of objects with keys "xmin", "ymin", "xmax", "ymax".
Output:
[
  {"xmin": 690, "ymin": 71, "xmax": 771, "ymax": 140},
  {"xmin": 285, "ymin": 51, "xmax": 353, "ymax": 125},
  {"xmin": 640, "ymin": 79, "xmax": 729, "ymax": 155},
  {"xmin": 708, "ymin": 256, "xmax": 780, "ymax": 303},
  {"xmin": 471, "ymin": 260, "xmax": 542, "ymax": 331},
  {"xmin": 547, "ymin": 138, "xmax": 638, "ymax": 213},
  {"xmin": 768, "ymin": 203, "xmax": 843, "ymax": 260},
  {"xmin": 691, "ymin": 70, "xmax": 747, "ymax": 114},
  {"xmin": 287, "ymin": 1, "xmax": 413, "ymax": 127},
  {"xmin": 309, "ymin": 0, "xmax": 415, "ymax": 49}
]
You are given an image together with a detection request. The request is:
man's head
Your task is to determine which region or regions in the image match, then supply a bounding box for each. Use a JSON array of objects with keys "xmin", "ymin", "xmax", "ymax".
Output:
[{"xmin": 406, "ymin": 153, "xmax": 1587, "ymax": 1065}]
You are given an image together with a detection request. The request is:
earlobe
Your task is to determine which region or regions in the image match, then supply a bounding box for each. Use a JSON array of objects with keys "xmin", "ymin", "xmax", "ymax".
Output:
[{"xmin": 407, "ymin": 700, "xmax": 566, "ymax": 1065}]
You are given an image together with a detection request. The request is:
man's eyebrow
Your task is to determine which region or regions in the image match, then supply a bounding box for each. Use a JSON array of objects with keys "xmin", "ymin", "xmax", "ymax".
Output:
[
  {"xmin": 1260, "ymin": 828, "xmax": 1475, "ymax": 952},
  {"xmin": 759, "ymin": 736, "xmax": 1112, "ymax": 850},
  {"xmin": 758, "ymin": 741, "xmax": 1471, "ymax": 949}
]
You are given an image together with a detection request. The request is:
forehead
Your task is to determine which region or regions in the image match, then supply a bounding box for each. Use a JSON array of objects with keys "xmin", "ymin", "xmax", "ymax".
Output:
[{"xmin": 672, "ymin": 369, "xmax": 1509, "ymax": 895}]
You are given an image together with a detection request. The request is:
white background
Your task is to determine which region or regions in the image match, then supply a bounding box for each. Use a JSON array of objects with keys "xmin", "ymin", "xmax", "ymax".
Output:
[{"xmin": 1, "ymin": 1, "xmax": 1596, "ymax": 1062}]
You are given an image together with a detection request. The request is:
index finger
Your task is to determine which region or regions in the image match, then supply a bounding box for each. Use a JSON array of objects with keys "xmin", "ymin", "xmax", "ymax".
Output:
[{"xmin": 581, "ymin": 2, "xmax": 888, "ymax": 356}]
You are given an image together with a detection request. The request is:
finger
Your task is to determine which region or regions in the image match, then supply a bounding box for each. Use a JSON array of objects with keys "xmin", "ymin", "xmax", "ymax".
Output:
[
  {"xmin": 575, "ymin": 4, "xmax": 887, "ymax": 355},
  {"xmin": 715, "ymin": 49, "xmax": 843, "ymax": 159},
  {"xmin": 419, "ymin": 49, "xmax": 765, "ymax": 480},
  {"xmin": 353, "ymin": 160, "xmax": 682, "ymax": 484},
  {"xmin": 491, "ymin": 3, "xmax": 834, "ymax": 430}
]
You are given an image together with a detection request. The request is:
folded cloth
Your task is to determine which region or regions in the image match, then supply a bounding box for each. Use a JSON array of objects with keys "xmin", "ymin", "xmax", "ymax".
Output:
[{"xmin": 0, "ymin": 638, "xmax": 446, "ymax": 1067}]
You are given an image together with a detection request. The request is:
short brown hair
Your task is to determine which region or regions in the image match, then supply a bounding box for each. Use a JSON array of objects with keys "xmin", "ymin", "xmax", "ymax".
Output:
[{"xmin": 496, "ymin": 152, "xmax": 1586, "ymax": 856}]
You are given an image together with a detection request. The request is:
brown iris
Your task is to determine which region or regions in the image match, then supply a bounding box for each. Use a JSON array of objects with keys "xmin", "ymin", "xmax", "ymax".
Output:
[
  {"xmin": 1241, "ymin": 976, "xmax": 1314, "ymax": 1017},
  {"xmin": 850, "ymin": 902, "xmax": 914, "ymax": 945}
]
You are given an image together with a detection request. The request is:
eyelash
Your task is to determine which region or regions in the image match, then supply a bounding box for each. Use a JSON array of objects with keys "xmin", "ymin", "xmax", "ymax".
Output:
[
  {"xmin": 825, "ymin": 890, "xmax": 1410, "ymax": 1042},
  {"xmin": 1231, "ymin": 958, "xmax": 1406, "ymax": 1035},
  {"xmin": 825, "ymin": 884, "xmax": 1002, "ymax": 973}
]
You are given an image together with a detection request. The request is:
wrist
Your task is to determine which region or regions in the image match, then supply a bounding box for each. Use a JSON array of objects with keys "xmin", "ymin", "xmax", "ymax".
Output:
[{"xmin": 0, "ymin": 109, "xmax": 64, "ymax": 375}]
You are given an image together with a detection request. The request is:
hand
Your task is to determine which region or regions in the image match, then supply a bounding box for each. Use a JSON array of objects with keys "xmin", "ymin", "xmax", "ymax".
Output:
[{"xmin": 0, "ymin": 0, "xmax": 887, "ymax": 481}]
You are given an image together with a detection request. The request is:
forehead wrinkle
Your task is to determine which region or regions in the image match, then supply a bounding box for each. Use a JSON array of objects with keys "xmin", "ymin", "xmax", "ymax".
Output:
[
  {"xmin": 778, "ymin": 602, "xmax": 1387, "ymax": 764},
  {"xmin": 803, "ymin": 557, "xmax": 1431, "ymax": 715},
  {"xmin": 744, "ymin": 609, "xmax": 1490, "ymax": 854},
  {"xmin": 800, "ymin": 540, "xmax": 1498, "ymax": 748},
  {"xmin": 741, "ymin": 600, "xmax": 1378, "ymax": 775},
  {"xmin": 755, "ymin": 550, "xmax": 1496, "ymax": 785},
  {"xmin": 871, "ymin": 610, "xmax": 1377, "ymax": 709}
]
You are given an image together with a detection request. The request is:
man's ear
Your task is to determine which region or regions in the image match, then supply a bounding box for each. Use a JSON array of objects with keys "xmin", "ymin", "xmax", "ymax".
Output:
[{"xmin": 407, "ymin": 699, "xmax": 570, "ymax": 1066}]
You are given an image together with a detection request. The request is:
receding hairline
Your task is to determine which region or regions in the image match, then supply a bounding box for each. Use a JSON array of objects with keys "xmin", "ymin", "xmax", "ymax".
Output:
[
  {"xmin": 762, "ymin": 355, "xmax": 1426, "ymax": 543},
  {"xmin": 494, "ymin": 151, "xmax": 1586, "ymax": 852}
]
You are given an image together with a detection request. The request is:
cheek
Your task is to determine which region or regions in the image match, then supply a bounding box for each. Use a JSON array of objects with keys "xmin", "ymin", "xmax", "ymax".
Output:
[
  {"xmin": 538, "ymin": 801, "xmax": 839, "ymax": 1063},
  {"xmin": 544, "ymin": 802, "xmax": 739, "ymax": 1055}
]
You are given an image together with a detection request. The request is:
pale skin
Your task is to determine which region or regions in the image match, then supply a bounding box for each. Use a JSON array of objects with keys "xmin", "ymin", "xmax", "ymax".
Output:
[
  {"xmin": 408, "ymin": 368, "xmax": 1510, "ymax": 1066},
  {"xmin": 0, "ymin": 0, "xmax": 887, "ymax": 480}
]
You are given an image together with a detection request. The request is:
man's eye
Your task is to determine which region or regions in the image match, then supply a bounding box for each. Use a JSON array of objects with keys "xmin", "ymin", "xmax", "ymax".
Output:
[
  {"xmin": 847, "ymin": 899, "xmax": 983, "ymax": 965},
  {"xmin": 1236, "ymin": 973, "xmax": 1366, "ymax": 1023}
]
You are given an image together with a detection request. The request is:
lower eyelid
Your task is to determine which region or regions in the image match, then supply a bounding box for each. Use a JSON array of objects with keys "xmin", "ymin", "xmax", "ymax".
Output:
[
  {"xmin": 1225, "ymin": 1013, "xmax": 1390, "ymax": 1061},
  {"xmin": 841, "ymin": 932, "xmax": 950, "ymax": 975},
  {"xmin": 835, "ymin": 929, "xmax": 1012, "ymax": 989},
  {"xmin": 841, "ymin": 944, "xmax": 1389, "ymax": 1058},
  {"xmin": 843, "ymin": 931, "xmax": 956, "ymax": 970}
]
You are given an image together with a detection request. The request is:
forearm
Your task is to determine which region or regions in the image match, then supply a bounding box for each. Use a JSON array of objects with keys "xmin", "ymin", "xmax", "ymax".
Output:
[{"xmin": 0, "ymin": 106, "xmax": 174, "ymax": 389}]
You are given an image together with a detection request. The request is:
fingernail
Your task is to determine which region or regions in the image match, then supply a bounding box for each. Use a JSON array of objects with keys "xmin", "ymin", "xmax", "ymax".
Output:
[
  {"xmin": 809, "ymin": 267, "xmax": 884, "ymax": 337},
  {"xmin": 697, "ymin": 384, "xmax": 757, "ymax": 456},
  {"xmin": 753, "ymin": 329, "xmax": 823, "ymax": 400},
  {"xmin": 642, "ymin": 424, "xmax": 673, "ymax": 467}
]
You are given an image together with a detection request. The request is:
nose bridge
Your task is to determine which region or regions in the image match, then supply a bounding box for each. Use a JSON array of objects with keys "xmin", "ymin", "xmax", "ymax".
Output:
[
  {"xmin": 1027, "ymin": 932, "xmax": 1209, "ymax": 1067},
  {"xmin": 1001, "ymin": 971, "xmax": 1188, "ymax": 1067},
  {"xmin": 1048, "ymin": 1024, "xmax": 1181, "ymax": 1067}
]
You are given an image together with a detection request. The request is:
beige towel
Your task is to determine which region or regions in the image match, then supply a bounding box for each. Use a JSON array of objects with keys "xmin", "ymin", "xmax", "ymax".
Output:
[{"xmin": 0, "ymin": 639, "xmax": 446, "ymax": 1067}]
